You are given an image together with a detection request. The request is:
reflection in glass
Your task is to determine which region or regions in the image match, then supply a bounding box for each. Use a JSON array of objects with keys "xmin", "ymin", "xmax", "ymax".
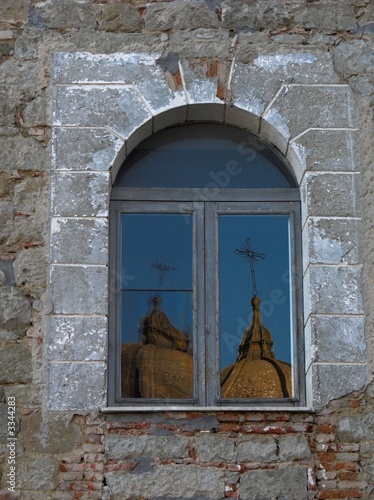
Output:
[
  {"xmin": 120, "ymin": 214, "xmax": 193, "ymax": 399},
  {"xmin": 219, "ymin": 215, "xmax": 293, "ymax": 399},
  {"xmin": 115, "ymin": 123, "xmax": 296, "ymax": 189}
]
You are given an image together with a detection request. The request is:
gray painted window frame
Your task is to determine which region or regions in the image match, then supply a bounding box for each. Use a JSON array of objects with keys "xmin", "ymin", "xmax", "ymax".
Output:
[{"xmin": 108, "ymin": 187, "xmax": 304, "ymax": 408}]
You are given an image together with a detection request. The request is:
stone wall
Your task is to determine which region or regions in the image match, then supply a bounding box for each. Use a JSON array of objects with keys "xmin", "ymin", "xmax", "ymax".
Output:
[{"xmin": 1, "ymin": 0, "xmax": 374, "ymax": 498}]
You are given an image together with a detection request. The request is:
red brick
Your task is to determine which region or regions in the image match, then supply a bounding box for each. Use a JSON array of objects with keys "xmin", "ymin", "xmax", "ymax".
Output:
[
  {"xmin": 84, "ymin": 453, "xmax": 104, "ymax": 463},
  {"xmin": 83, "ymin": 444, "xmax": 104, "ymax": 454},
  {"xmin": 83, "ymin": 471, "xmax": 104, "ymax": 482},
  {"xmin": 60, "ymin": 472, "xmax": 84, "ymax": 481},
  {"xmin": 84, "ymin": 426, "xmax": 104, "ymax": 435},
  {"xmin": 316, "ymin": 452, "xmax": 337, "ymax": 462},
  {"xmin": 324, "ymin": 462, "xmax": 360, "ymax": 472},
  {"xmin": 217, "ymin": 412, "xmax": 241, "ymax": 422},
  {"xmin": 319, "ymin": 489, "xmax": 362, "ymax": 499},
  {"xmin": 338, "ymin": 471, "xmax": 359, "ymax": 481},
  {"xmin": 317, "ymin": 424, "xmax": 336, "ymax": 434},
  {"xmin": 84, "ymin": 434, "xmax": 102, "ymax": 444},
  {"xmin": 218, "ymin": 423, "xmax": 241, "ymax": 432},
  {"xmin": 240, "ymin": 425, "xmax": 285, "ymax": 434},
  {"xmin": 106, "ymin": 421, "xmax": 150, "ymax": 430}
]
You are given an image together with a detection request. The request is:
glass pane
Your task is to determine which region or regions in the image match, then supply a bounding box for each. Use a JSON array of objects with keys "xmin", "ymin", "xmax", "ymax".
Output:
[
  {"xmin": 120, "ymin": 213, "xmax": 194, "ymax": 399},
  {"xmin": 121, "ymin": 214, "xmax": 192, "ymax": 290},
  {"xmin": 115, "ymin": 123, "xmax": 295, "ymax": 189},
  {"xmin": 219, "ymin": 215, "xmax": 293, "ymax": 399}
]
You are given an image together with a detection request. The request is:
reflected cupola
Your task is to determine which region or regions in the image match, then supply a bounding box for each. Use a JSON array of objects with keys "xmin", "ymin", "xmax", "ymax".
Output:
[{"xmin": 221, "ymin": 296, "xmax": 292, "ymax": 399}]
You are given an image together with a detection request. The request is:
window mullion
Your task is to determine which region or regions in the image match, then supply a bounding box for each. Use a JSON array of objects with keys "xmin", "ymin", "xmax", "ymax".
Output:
[
  {"xmin": 194, "ymin": 202, "xmax": 206, "ymax": 405},
  {"xmin": 205, "ymin": 202, "xmax": 220, "ymax": 406}
]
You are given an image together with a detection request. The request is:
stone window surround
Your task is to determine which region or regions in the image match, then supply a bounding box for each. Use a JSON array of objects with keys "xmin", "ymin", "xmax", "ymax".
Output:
[{"xmin": 47, "ymin": 51, "xmax": 366, "ymax": 412}]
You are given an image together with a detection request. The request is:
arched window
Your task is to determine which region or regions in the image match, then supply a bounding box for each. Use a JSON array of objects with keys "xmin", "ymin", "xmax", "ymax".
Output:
[{"xmin": 109, "ymin": 123, "xmax": 304, "ymax": 407}]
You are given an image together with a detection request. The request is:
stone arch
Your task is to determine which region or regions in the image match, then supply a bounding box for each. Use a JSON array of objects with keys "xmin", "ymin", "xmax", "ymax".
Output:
[
  {"xmin": 48, "ymin": 51, "xmax": 366, "ymax": 411},
  {"xmin": 109, "ymin": 103, "xmax": 299, "ymax": 187}
]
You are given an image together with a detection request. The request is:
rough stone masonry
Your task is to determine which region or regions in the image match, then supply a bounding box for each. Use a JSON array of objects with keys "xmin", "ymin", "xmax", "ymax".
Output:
[{"xmin": 1, "ymin": 0, "xmax": 374, "ymax": 498}]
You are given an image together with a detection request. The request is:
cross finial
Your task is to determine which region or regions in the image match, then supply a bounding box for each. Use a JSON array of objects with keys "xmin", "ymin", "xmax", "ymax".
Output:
[
  {"xmin": 235, "ymin": 238, "xmax": 265, "ymax": 296},
  {"xmin": 151, "ymin": 257, "xmax": 177, "ymax": 286}
]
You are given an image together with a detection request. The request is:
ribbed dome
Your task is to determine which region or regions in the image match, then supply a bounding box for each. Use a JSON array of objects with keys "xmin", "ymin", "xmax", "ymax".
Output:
[
  {"xmin": 121, "ymin": 296, "xmax": 193, "ymax": 399},
  {"xmin": 221, "ymin": 296, "xmax": 292, "ymax": 399}
]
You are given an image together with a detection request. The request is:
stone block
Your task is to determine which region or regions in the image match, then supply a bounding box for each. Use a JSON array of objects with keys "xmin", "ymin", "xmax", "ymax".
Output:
[
  {"xmin": 0, "ymin": 404, "xmax": 10, "ymax": 441},
  {"xmin": 51, "ymin": 218, "xmax": 108, "ymax": 265},
  {"xmin": 294, "ymin": 0, "xmax": 356, "ymax": 32},
  {"xmin": 144, "ymin": 0, "xmax": 218, "ymax": 31},
  {"xmin": 0, "ymin": 287, "xmax": 31, "ymax": 337},
  {"xmin": 278, "ymin": 434, "xmax": 311, "ymax": 461},
  {"xmin": 14, "ymin": 28, "xmax": 40, "ymax": 60},
  {"xmin": 306, "ymin": 218, "xmax": 360, "ymax": 266},
  {"xmin": 195, "ymin": 435, "xmax": 235, "ymax": 462},
  {"xmin": 21, "ymin": 96, "xmax": 47, "ymax": 128},
  {"xmin": 224, "ymin": 104, "xmax": 260, "ymax": 135},
  {"xmin": 31, "ymin": 0, "xmax": 96, "ymax": 30},
  {"xmin": 48, "ymin": 316, "xmax": 107, "ymax": 361},
  {"xmin": 0, "ymin": 343, "xmax": 32, "ymax": 384},
  {"xmin": 337, "ymin": 412, "xmax": 374, "ymax": 442},
  {"xmin": 52, "ymin": 128, "xmax": 123, "ymax": 171},
  {"xmin": 66, "ymin": 32, "xmax": 165, "ymax": 54},
  {"xmin": 53, "ymin": 52, "xmax": 185, "ymax": 116},
  {"xmin": 0, "ymin": 201, "xmax": 14, "ymax": 246},
  {"xmin": 262, "ymin": 85, "xmax": 354, "ymax": 150},
  {"xmin": 231, "ymin": 50, "xmax": 339, "ymax": 121},
  {"xmin": 236, "ymin": 435, "xmax": 277, "ymax": 463},
  {"xmin": 302, "ymin": 173, "xmax": 359, "ymax": 220},
  {"xmin": 308, "ymin": 265, "xmax": 363, "ymax": 315},
  {"xmin": 349, "ymin": 74, "xmax": 374, "ymax": 101},
  {"xmin": 305, "ymin": 315, "xmax": 366, "ymax": 364},
  {"xmin": 94, "ymin": 2, "xmax": 142, "ymax": 32},
  {"xmin": 0, "ymin": 136, "xmax": 46, "ymax": 171},
  {"xmin": 13, "ymin": 175, "xmax": 47, "ymax": 217},
  {"xmin": 105, "ymin": 464, "xmax": 225, "ymax": 499},
  {"xmin": 308, "ymin": 363, "xmax": 367, "ymax": 409},
  {"xmin": 18, "ymin": 410, "xmax": 83, "ymax": 454},
  {"xmin": 51, "ymin": 172, "xmax": 109, "ymax": 217},
  {"xmin": 13, "ymin": 247, "xmax": 47, "ymax": 299},
  {"xmin": 0, "ymin": 86, "xmax": 19, "ymax": 126},
  {"xmin": 53, "ymin": 85, "xmax": 151, "ymax": 139},
  {"xmin": 105, "ymin": 434, "xmax": 189, "ymax": 460},
  {"xmin": 48, "ymin": 362, "xmax": 106, "ymax": 410},
  {"xmin": 333, "ymin": 40, "xmax": 374, "ymax": 77},
  {"xmin": 17, "ymin": 456, "xmax": 58, "ymax": 491},
  {"xmin": 180, "ymin": 59, "xmax": 227, "ymax": 105},
  {"xmin": 0, "ymin": 0, "xmax": 29, "ymax": 25},
  {"xmin": 288, "ymin": 129, "xmax": 356, "ymax": 177},
  {"xmin": 50, "ymin": 265, "xmax": 108, "ymax": 315},
  {"xmin": 240, "ymin": 467, "xmax": 308, "ymax": 499},
  {"xmin": 0, "ymin": 60, "xmax": 37, "ymax": 96},
  {"xmin": 222, "ymin": 0, "xmax": 289, "ymax": 30},
  {"xmin": 169, "ymin": 29, "xmax": 231, "ymax": 58}
]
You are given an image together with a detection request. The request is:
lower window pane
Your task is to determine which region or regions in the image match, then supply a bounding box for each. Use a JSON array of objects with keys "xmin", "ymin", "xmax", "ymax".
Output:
[
  {"xmin": 219, "ymin": 214, "xmax": 293, "ymax": 399},
  {"xmin": 121, "ymin": 291, "xmax": 193, "ymax": 399}
]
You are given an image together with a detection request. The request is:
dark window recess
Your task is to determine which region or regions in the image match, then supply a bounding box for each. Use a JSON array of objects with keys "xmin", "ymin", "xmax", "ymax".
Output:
[{"xmin": 109, "ymin": 123, "xmax": 304, "ymax": 407}]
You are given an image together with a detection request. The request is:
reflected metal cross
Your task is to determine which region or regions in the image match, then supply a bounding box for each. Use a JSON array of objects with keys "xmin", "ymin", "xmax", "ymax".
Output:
[
  {"xmin": 151, "ymin": 258, "xmax": 177, "ymax": 286},
  {"xmin": 235, "ymin": 238, "xmax": 265, "ymax": 296}
]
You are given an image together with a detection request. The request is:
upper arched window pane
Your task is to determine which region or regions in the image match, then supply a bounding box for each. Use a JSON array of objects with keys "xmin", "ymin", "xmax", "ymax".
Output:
[{"xmin": 114, "ymin": 123, "xmax": 296, "ymax": 189}]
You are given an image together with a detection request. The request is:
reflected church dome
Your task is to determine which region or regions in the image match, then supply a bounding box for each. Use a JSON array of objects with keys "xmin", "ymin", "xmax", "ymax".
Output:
[{"xmin": 221, "ymin": 296, "xmax": 292, "ymax": 399}]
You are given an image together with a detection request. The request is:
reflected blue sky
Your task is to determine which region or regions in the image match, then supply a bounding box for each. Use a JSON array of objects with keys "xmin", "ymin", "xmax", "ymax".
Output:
[
  {"xmin": 121, "ymin": 213, "xmax": 193, "ymax": 345},
  {"xmin": 219, "ymin": 215, "xmax": 292, "ymax": 368}
]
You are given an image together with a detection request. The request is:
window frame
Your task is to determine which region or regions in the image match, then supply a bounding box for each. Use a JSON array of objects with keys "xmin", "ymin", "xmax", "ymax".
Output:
[{"xmin": 108, "ymin": 187, "xmax": 304, "ymax": 408}]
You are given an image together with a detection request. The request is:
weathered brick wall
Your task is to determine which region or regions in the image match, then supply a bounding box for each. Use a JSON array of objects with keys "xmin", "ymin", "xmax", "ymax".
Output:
[{"xmin": 1, "ymin": 0, "xmax": 374, "ymax": 498}]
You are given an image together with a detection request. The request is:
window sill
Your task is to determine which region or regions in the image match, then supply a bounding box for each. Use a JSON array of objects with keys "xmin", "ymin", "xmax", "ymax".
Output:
[{"xmin": 101, "ymin": 406, "xmax": 314, "ymax": 413}]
